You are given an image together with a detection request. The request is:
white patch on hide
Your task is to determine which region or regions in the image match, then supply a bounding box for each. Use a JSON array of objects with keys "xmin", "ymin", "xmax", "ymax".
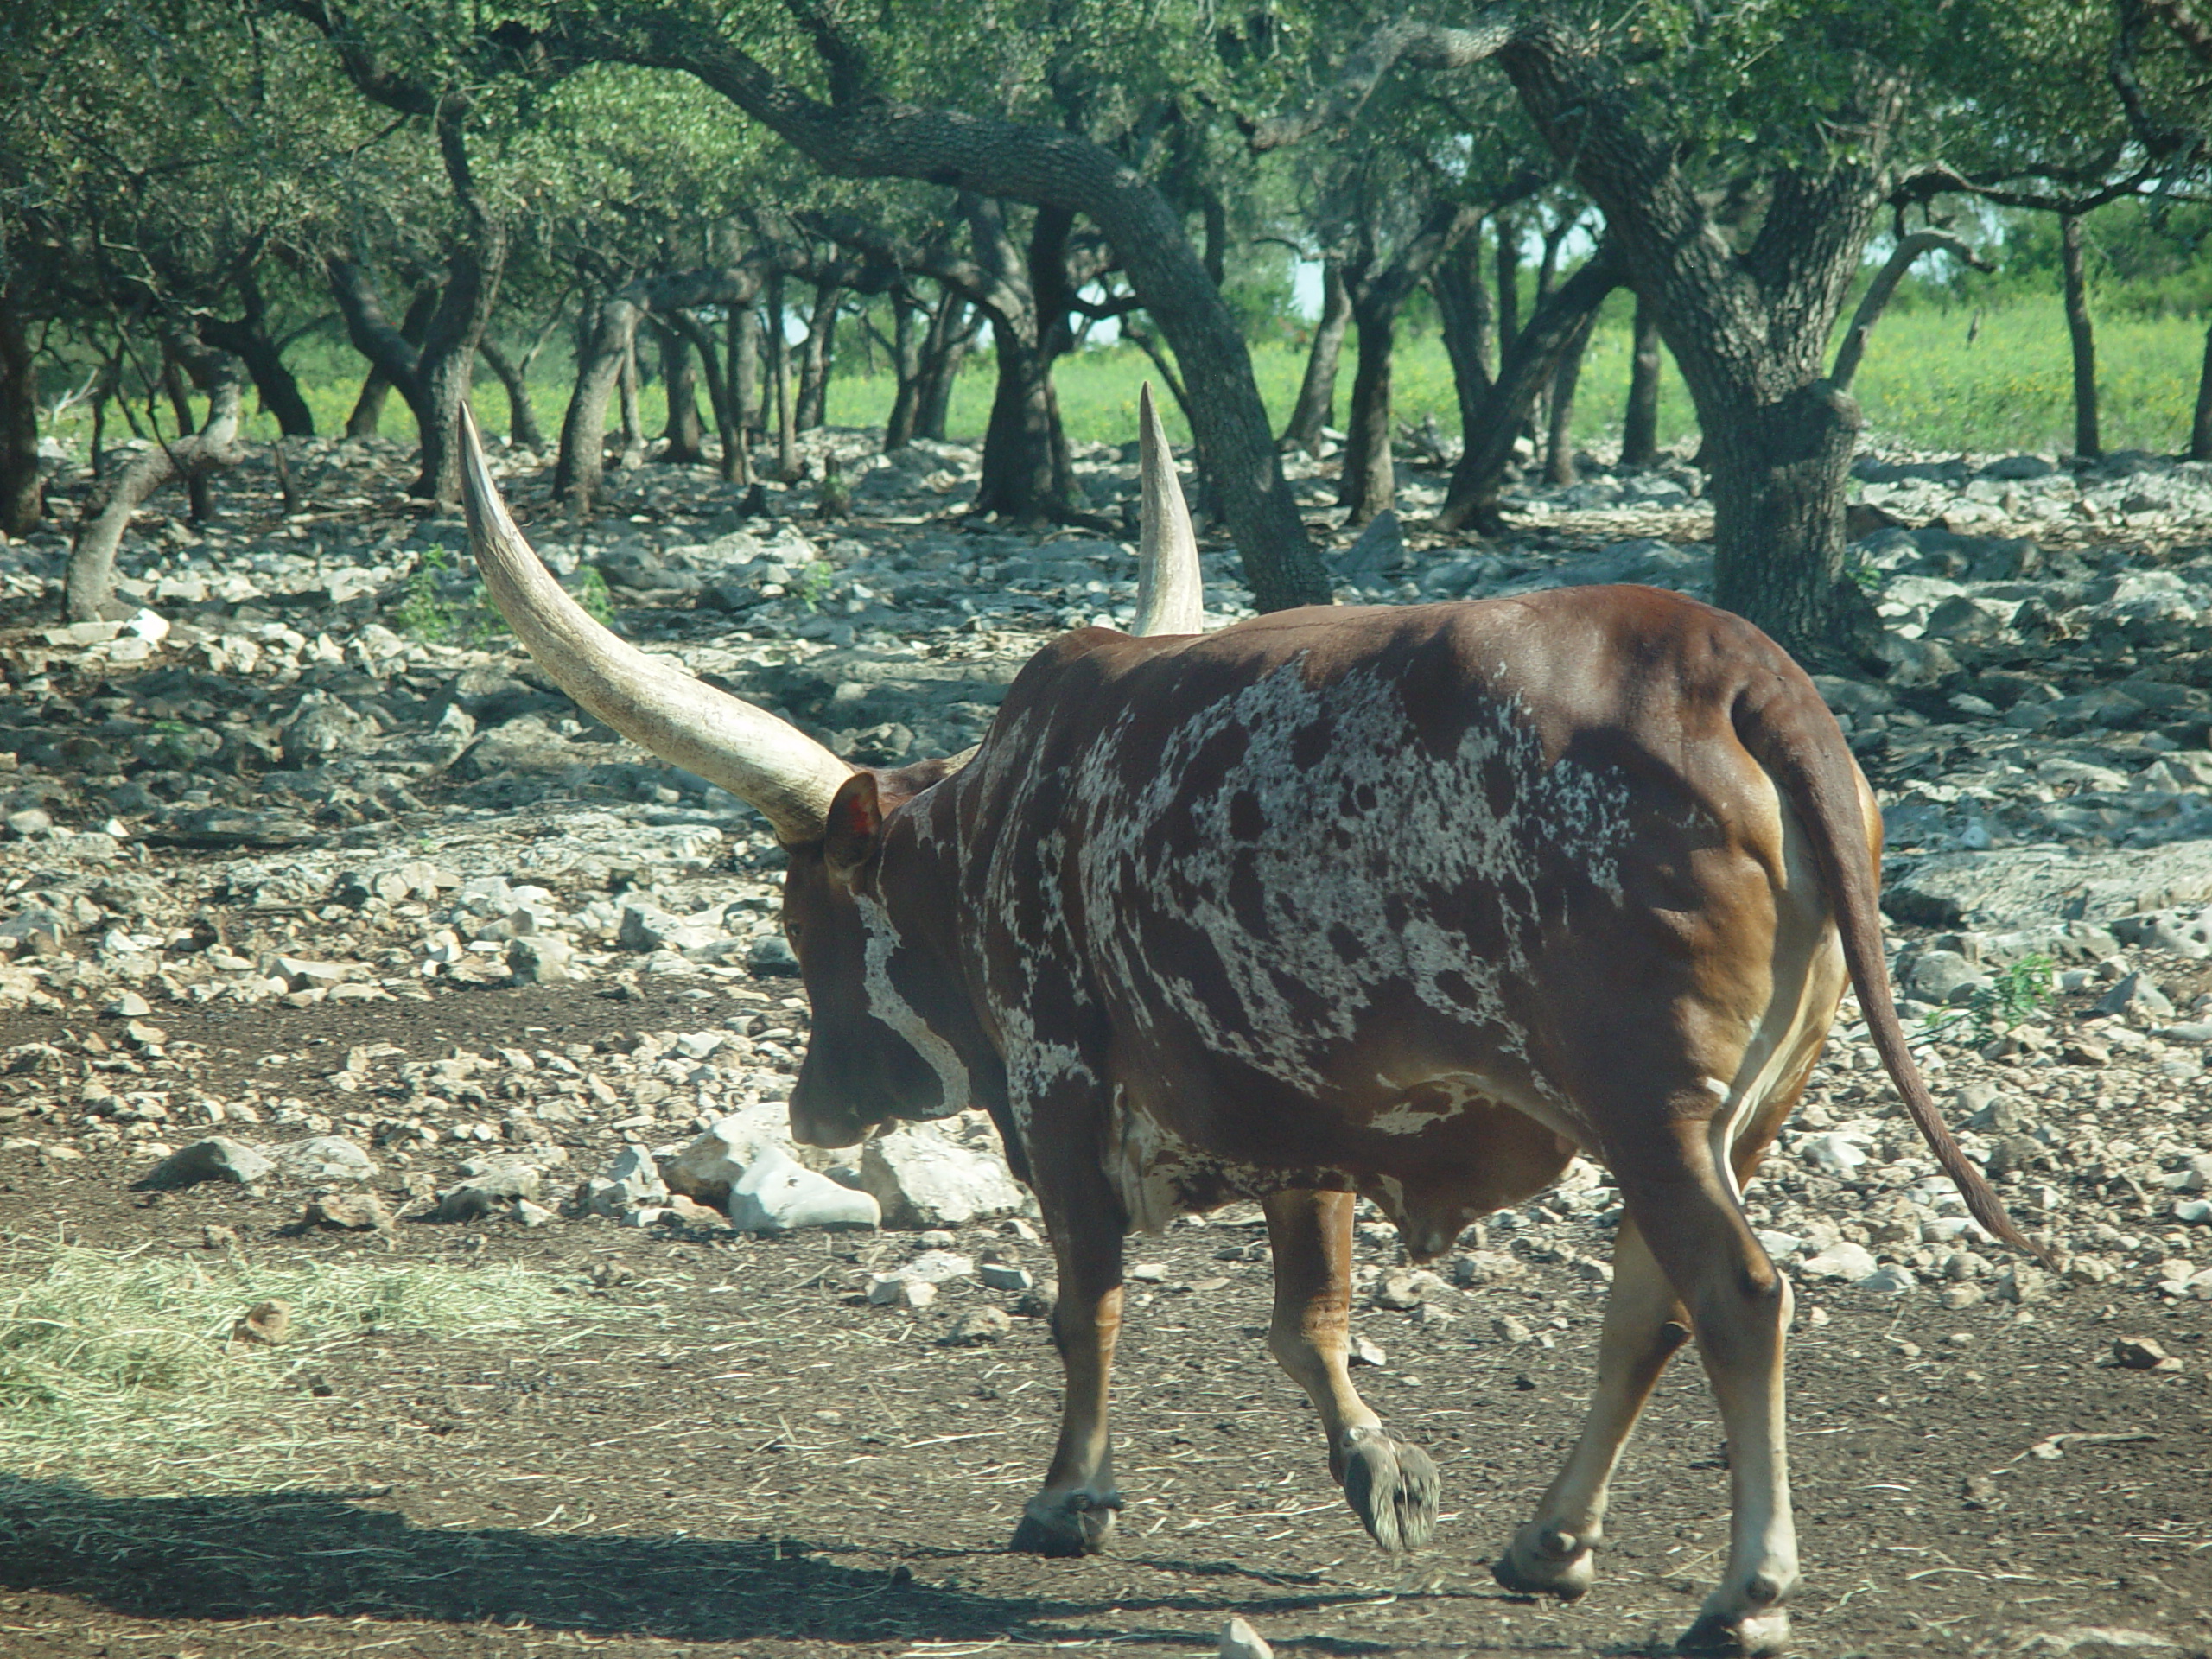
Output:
[
  {"xmin": 1073, "ymin": 656, "xmax": 1635, "ymax": 1103},
  {"xmin": 856, "ymin": 893, "xmax": 970, "ymax": 1116}
]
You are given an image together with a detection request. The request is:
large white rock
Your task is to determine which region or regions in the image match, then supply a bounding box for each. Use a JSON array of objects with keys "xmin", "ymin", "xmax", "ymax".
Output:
[
  {"xmin": 1798, "ymin": 1241, "xmax": 1880, "ymax": 1282},
  {"xmin": 860, "ymin": 1124, "xmax": 1030, "ymax": 1229},
  {"xmin": 727, "ymin": 1145, "xmax": 880, "ymax": 1234},
  {"xmin": 660, "ymin": 1102, "xmax": 798, "ymax": 1205}
]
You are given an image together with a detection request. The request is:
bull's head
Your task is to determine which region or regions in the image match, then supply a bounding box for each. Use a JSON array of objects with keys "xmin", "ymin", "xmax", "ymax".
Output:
[{"xmin": 457, "ymin": 385, "xmax": 1202, "ymax": 1147}]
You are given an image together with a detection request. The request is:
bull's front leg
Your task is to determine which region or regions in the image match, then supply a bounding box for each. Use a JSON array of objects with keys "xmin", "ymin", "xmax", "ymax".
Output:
[
  {"xmin": 1264, "ymin": 1190, "xmax": 1438, "ymax": 1552},
  {"xmin": 1009, "ymin": 1087, "xmax": 1128, "ymax": 1556}
]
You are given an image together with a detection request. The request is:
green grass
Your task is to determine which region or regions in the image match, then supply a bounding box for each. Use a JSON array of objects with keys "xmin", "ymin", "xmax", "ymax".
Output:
[
  {"xmin": 0, "ymin": 1239, "xmax": 622, "ymax": 1491},
  {"xmin": 788, "ymin": 296, "xmax": 2208, "ymax": 459},
  {"xmin": 56, "ymin": 296, "xmax": 2202, "ymax": 465}
]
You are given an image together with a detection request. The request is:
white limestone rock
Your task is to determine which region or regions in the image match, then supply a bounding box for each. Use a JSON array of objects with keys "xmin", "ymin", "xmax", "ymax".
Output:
[
  {"xmin": 860, "ymin": 1123, "xmax": 1030, "ymax": 1229},
  {"xmin": 726, "ymin": 1144, "xmax": 880, "ymax": 1234}
]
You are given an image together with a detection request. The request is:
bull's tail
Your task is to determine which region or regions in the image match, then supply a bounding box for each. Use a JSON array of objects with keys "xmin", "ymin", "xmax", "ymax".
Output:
[{"xmin": 1741, "ymin": 679, "xmax": 2038, "ymax": 1259}]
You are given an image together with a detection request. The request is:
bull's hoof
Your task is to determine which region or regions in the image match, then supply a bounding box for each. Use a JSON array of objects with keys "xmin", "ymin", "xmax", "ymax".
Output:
[
  {"xmin": 1010, "ymin": 1490, "xmax": 1122, "ymax": 1557},
  {"xmin": 1339, "ymin": 1425, "xmax": 1438, "ymax": 1553},
  {"xmin": 1491, "ymin": 1522, "xmax": 1597, "ymax": 1600},
  {"xmin": 1675, "ymin": 1609, "xmax": 1790, "ymax": 1657}
]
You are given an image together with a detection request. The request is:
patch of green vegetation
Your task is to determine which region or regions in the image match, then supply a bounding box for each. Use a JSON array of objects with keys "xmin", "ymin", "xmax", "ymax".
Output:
[
  {"xmin": 0, "ymin": 1240, "xmax": 626, "ymax": 1491},
  {"xmin": 393, "ymin": 545, "xmax": 512, "ymax": 648},
  {"xmin": 1919, "ymin": 953, "xmax": 2056, "ymax": 1046},
  {"xmin": 791, "ymin": 559, "xmax": 836, "ymax": 612},
  {"xmin": 573, "ymin": 562, "xmax": 616, "ymax": 627}
]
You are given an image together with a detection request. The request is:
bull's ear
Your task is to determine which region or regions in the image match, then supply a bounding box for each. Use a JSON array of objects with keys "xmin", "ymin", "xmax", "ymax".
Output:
[{"xmin": 823, "ymin": 772, "xmax": 882, "ymax": 878}]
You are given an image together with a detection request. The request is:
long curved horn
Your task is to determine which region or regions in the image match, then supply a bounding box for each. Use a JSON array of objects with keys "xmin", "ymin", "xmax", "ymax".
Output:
[
  {"xmin": 457, "ymin": 404, "xmax": 853, "ymax": 844},
  {"xmin": 1132, "ymin": 381, "xmax": 1205, "ymax": 637}
]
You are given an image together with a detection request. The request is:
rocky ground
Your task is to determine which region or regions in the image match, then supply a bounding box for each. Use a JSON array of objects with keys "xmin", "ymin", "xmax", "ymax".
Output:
[{"xmin": 0, "ymin": 428, "xmax": 2208, "ymax": 1658}]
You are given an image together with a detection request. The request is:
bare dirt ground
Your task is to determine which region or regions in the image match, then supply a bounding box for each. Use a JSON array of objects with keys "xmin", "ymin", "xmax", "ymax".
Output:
[
  {"xmin": 1, "ymin": 434, "xmax": 2209, "ymax": 1658},
  {"xmin": 0, "ymin": 979, "xmax": 2207, "ymax": 1659}
]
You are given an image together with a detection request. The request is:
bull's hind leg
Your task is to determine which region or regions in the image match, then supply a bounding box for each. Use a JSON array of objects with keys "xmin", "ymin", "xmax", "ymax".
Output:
[
  {"xmin": 1263, "ymin": 1189, "xmax": 1438, "ymax": 1552},
  {"xmin": 1494, "ymin": 1215, "xmax": 1692, "ymax": 1600},
  {"xmin": 1011, "ymin": 1109, "xmax": 1128, "ymax": 1557},
  {"xmin": 1611, "ymin": 1118, "xmax": 1799, "ymax": 1658}
]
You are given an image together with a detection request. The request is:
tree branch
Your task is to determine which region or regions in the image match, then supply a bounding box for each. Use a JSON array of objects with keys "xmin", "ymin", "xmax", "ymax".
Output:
[
  {"xmin": 1245, "ymin": 10, "xmax": 1524, "ymax": 152},
  {"xmin": 1830, "ymin": 231, "xmax": 1991, "ymax": 391}
]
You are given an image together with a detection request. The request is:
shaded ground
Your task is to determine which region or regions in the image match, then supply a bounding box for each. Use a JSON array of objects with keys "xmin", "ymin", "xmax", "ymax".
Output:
[{"xmin": 0, "ymin": 973, "xmax": 2207, "ymax": 1659}]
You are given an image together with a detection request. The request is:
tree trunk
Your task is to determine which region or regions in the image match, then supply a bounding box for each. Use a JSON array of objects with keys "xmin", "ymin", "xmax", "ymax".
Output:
[
  {"xmin": 2059, "ymin": 210, "xmax": 2100, "ymax": 460},
  {"xmin": 0, "ymin": 283, "xmax": 41, "ymax": 537},
  {"xmin": 914, "ymin": 292, "xmax": 971, "ymax": 442},
  {"xmin": 729, "ymin": 302, "xmax": 758, "ymax": 486},
  {"xmin": 1281, "ymin": 259, "xmax": 1351, "ymax": 452},
  {"xmin": 406, "ymin": 104, "xmax": 508, "ymax": 502},
  {"xmin": 767, "ymin": 274, "xmax": 797, "ymax": 480},
  {"xmin": 1703, "ymin": 381, "xmax": 1878, "ymax": 665},
  {"xmin": 1434, "ymin": 245, "xmax": 1496, "ymax": 464},
  {"xmin": 1543, "ymin": 313, "xmax": 1594, "ymax": 485},
  {"xmin": 2193, "ymin": 315, "xmax": 2212, "ymax": 462},
  {"xmin": 1337, "ymin": 306, "xmax": 1395, "ymax": 521},
  {"xmin": 616, "ymin": 329, "xmax": 645, "ymax": 470},
  {"xmin": 884, "ymin": 289, "xmax": 926, "ymax": 449},
  {"xmin": 67, "ymin": 353, "xmax": 246, "ymax": 621},
  {"xmin": 552, "ymin": 11, "xmax": 1332, "ymax": 607},
  {"xmin": 477, "ymin": 337, "xmax": 547, "ymax": 448},
  {"xmin": 330, "ymin": 263, "xmax": 437, "ymax": 440},
  {"xmin": 795, "ymin": 279, "xmax": 841, "ymax": 431},
  {"xmin": 974, "ymin": 321, "xmax": 1066, "ymax": 519},
  {"xmin": 658, "ymin": 320, "xmax": 704, "ymax": 462},
  {"xmin": 198, "ymin": 276, "xmax": 315, "ymax": 437},
  {"xmin": 162, "ymin": 353, "xmax": 215, "ymax": 524},
  {"xmin": 1438, "ymin": 250, "xmax": 1623, "ymax": 532},
  {"xmin": 1620, "ymin": 290, "xmax": 1662, "ymax": 469},
  {"xmin": 670, "ymin": 311, "xmax": 740, "ymax": 479},
  {"xmin": 1494, "ymin": 215, "xmax": 1521, "ymax": 356},
  {"xmin": 556, "ymin": 294, "xmax": 641, "ymax": 506}
]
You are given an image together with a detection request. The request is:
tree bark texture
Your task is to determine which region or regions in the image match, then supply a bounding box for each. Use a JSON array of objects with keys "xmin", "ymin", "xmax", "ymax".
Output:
[
  {"xmin": 477, "ymin": 337, "xmax": 547, "ymax": 448},
  {"xmin": 1703, "ymin": 382, "xmax": 1877, "ymax": 665},
  {"xmin": 1338, "ymin": 202, "xmax": 1477, "ymax": 522},
  {"xmin": 552, "ymin": 11, "xmax": 1329, "ymax": 608},
  {"xmin": 554, "ymin": 264, "xmax": 767, "ymax": 507},
  {"xmin": 1437, "ymin": 248, "xmax": 1623, "ymax": 532},
  {"xmin": 2059, "ymin": 211, "xmax": 2101, "ymax": 459},
  {"xmin": 616, "ymin": 330, "xmax": 645, "ymax": 470},
  {"xmin": 1338, "ymin": 310, "xmax": 1396, "ymax": 521},
  {"xmin": 657, "ymin": 321, "xmax": 705, "ymax": 462},
  {"xmin": 1281, "ymin": 260, "xmax": 1351, "ymax": 452},
  {"xmin": 884, "ymin": 289, "xmax": 926, "ymax": 449},
  {"xmin": 0, "ymin": 285, "xmax": 43, "ymax": 537},
  {"xmin": 1543, "ymin": 313, "xmax": 1594, "ymax": 485},
  {"xmin": 767, "ymin": 273, "xmax": 797, "ymax": 481},
  {"xmin": 67, "ymin": 353, "xmax": 246, "ymax": 621},
  {"xmin": 1250, "ymin": 10, "xmax": 1908, "ymax": 658},
  {"xmin": 409, "ymin": 105, "xmax": 508, "ymax": 502},
  {"xmin": 914, "ymin": 291, "xmax": 971, "ymax": 443},
  {"xmin": 1433, "ymin": 244, "xmax": 1496, "ymax": 435},
  {"xmin": 162, "ymin": 353, "xmax": 215, "ymax": 524},
  {"xmin": 795, "ymin": 276, "xmax": 843, "ymax": 431},
  {"xmin": 1620, "ymin": 290, "xmax": 1662, "ymax": 468},
  {"xmin": 198, "ymin": 276, "xmax": 315, "ymax": 437},
  {"xmin": 728, "ymin": 302, "xmax": 759, "ymax": 484},
  {"xmin": 1494, "ymin": 215, "xmax": 1520, "ymax": 356},
  {"xmin": 669, "ymin": 311, "xmax": 741, "ymax": 477},
  {"xmin": 340, "ymin": 280, "xmax": 437, "ymax": 440}
]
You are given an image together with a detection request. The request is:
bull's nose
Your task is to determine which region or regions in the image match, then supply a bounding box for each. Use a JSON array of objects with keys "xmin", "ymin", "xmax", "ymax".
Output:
[{"xmin": 788, "ymin": 1069, "xmax": 867, "ymax": 1148}]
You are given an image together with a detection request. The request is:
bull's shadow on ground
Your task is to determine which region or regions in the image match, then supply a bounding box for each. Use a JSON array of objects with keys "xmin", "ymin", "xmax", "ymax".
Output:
[{"xmin": 0, "ymin": 1477, "xmax": 1432, "ymax": 1647}]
